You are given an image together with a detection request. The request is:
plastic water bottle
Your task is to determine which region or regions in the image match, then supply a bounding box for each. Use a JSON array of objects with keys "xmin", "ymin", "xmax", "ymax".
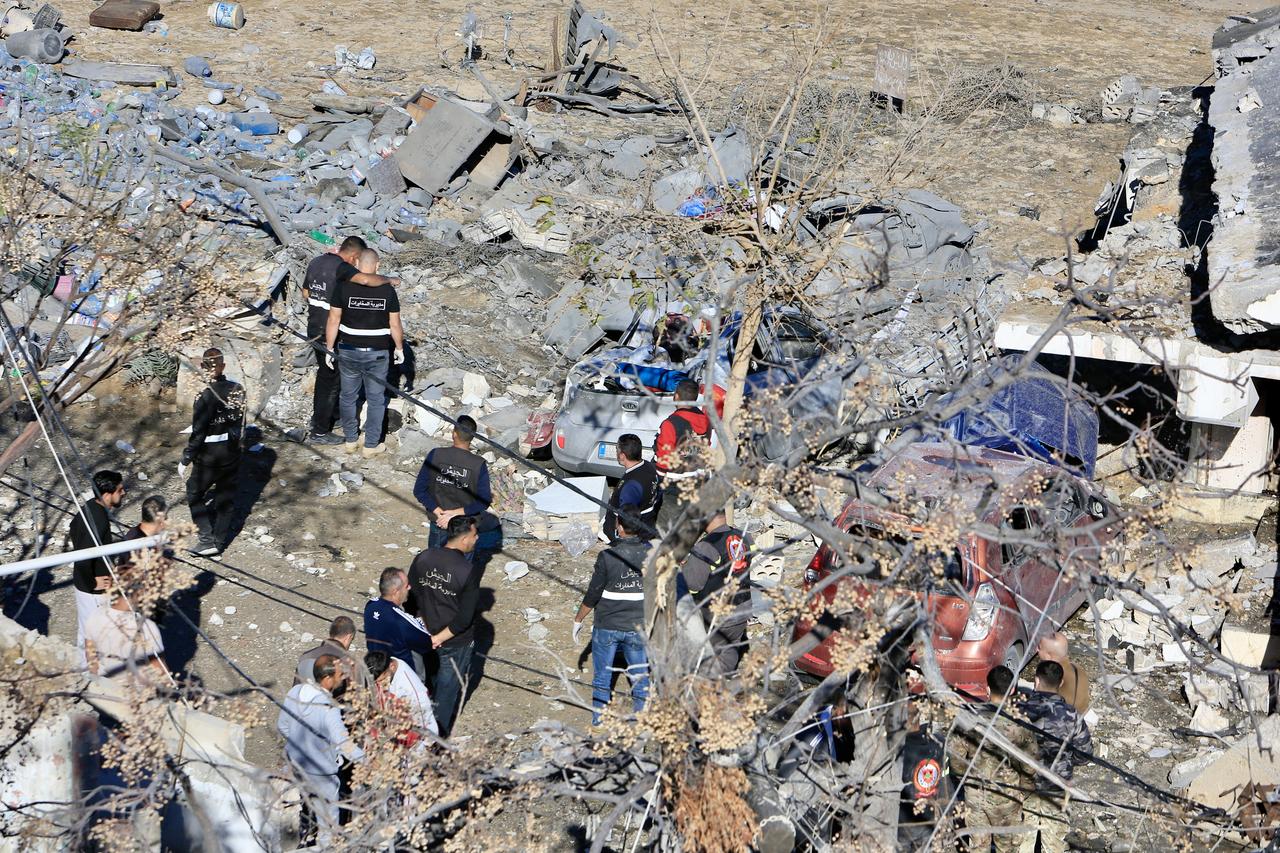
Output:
[
  {"xmin": 114, "ymin": 440, "xmax": 135, "ymax": 454},
  {"xmin": 183, "ymin": 56, "xmax": 213, "ymax": 78},
  {"xmin": 228, "ymin": 112, "xmax": 278, "ymax": 135},
  {"xmin": 286, "ymin": 123, "xmax": 308, "ymax": 145}
]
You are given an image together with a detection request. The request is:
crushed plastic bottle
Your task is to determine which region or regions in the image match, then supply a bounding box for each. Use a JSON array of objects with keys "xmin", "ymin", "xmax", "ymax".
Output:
[{"xmin": 183, "ymin": 56, "xmax": 213, "ymax": 78}]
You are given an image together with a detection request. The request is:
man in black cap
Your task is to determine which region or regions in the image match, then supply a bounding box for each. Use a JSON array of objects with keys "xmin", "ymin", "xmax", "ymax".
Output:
[{"xmin": 302, "ymin": 236, "xmax": 400, "ymax": 445}]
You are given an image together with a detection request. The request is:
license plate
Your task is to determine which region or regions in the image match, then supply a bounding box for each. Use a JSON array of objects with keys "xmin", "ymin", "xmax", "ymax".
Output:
[{"xmin": 597, "ymin": 442, "xmax": 611, "ymax": 459}]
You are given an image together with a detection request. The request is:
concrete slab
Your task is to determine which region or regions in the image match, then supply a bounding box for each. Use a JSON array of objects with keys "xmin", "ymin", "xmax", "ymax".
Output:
[
  {"xmin": 1165, "ymin": 490, "xmax": 1272, "ymax": 524},
  {"xmin": 1187, "ymin": 715, "xmax": 1280, "ymax": 808},
  {"xmin": 1207, "ymin": 47, "xmax": 1280, "ymax": 333},
  {"xmin": 527, "ymin": 477, "xmax": 607, "ymax": 515},
  {"xmin": 397, "ymin": 96, "xmax": 507, "ymax": 195},
  {"xmin": 1220, "ymin": 623, "xmax": 1280, "ymax": 668}
]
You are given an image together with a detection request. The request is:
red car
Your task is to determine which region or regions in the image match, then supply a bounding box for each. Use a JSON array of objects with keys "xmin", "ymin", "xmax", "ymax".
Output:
[{"xmin": 791, "ymin": 443, "xmax": 1116, "ymax": 697}]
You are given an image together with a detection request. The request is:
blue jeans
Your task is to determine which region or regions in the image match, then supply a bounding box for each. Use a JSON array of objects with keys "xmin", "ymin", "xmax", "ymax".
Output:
[
  {"xmin": 337, "ymin": 348, "xmax": 389, "ymax": 448},
  {"xmin": 590, "ymin": 628, "xmax": 648, "ymax": 724},
  {"xmin": 430, "ymin": 639, "xmax": 474, "ymax": 738}
]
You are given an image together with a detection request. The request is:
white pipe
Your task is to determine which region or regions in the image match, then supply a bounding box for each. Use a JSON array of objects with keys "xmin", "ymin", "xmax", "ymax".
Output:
[{"xmin": 0, "ymin": 534, "xmax": 168, "ymax": 578}]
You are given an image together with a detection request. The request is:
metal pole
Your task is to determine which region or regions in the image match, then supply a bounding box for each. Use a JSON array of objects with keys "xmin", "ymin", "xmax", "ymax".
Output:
[{"xmin": 0, "ymin": 534, "xmax": 168, "ymax": 578}]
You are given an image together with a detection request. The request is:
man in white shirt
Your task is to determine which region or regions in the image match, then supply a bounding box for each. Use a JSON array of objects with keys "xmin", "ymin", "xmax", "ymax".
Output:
[
  {"xmin": 365, "ymin": 650, "xmax": 439, "ymax": 737},
  {"xmin": 277, "ymin": 655, "xmax": 365, "ymax": 845},
  {"xmin": 83, "ymin": 583, "xmax": 166, "ymax": 687}
]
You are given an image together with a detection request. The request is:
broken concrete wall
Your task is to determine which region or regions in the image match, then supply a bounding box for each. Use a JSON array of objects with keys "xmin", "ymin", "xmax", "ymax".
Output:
[
  {"xmin": 1213, "ymin": 7, "xmax": 1280, "ymax": 75},
  {"xmin": 1207, "ymin": 34, "xmax": 1280, "ymax": 333},
  {"xmin": 0, "ymin": 615, "xmax": 290, "ymax": 851}
]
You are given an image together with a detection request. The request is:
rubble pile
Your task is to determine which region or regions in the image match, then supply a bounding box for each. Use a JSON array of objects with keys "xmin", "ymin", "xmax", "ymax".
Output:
[
  {"xmin": 0, "ymin": 0, "xmax": 1008, "ymax": 468},
  {"xmin": 1022, "ymin": 85, "xmax": 1204, "ymax": 335},
  {"xmin": 1081, "ymin": 532, "xmax": 1280, "ymax": 802}
]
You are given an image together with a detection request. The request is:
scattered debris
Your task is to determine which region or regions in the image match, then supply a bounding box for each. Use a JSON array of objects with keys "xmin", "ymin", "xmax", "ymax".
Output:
[{"xmin": 89, "ymin": 0, "xmax": 158, "ymax": 32}]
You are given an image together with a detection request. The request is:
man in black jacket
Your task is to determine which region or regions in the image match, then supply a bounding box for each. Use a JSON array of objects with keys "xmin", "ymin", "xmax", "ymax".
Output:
[
  {"xmin": 408, "ymin": 515, "xmax": 480, "ymax": 737},
  {"xmin": 574, "ymin": 510, "xmax": 650, "ymax": 724},
  {"xmin": 68, "ymin": 469, "xmax": 125, "ymax": 657},
  {"xmin": 302, "ymin": 236, "xmax": 401, "ymax": 445},
  {"xmin": 679, "ymin": 508, "xmax": 752, "ymax": 673},
  {"xmin": 179, "ymin": 348, "xmax": 245, "ymax": 557},
  {"xmin": 602, "ymin": 433, "xmax": 660, "ymax": 543},
  {"xmin": 412, "ymin": 414, "xmax": 499, "ymax": 556}
]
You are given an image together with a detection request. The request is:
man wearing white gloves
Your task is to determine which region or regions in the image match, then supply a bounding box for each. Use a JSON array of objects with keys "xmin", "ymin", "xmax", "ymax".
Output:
[
  {"xmin": 574, "ymin": 510, "xmax": 650, "ymax": 724},
  {"xmin": 325, "ymin": 248, "xmax": 404, "ymax": 458}
]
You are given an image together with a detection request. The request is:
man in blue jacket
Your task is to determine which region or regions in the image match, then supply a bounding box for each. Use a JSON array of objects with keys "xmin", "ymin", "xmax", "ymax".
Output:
[{"xmin": 363, "ymin": 567, "xmax": 432, "ymax": 681}]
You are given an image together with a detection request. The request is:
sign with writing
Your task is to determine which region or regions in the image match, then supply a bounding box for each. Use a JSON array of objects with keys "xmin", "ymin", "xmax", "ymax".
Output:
[{"xmin": 873, "ymin": 45, "xmax": 913, "ymax": 103}]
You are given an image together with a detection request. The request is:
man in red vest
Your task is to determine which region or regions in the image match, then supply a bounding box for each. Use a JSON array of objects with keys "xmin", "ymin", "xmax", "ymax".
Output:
[{"xmin": 653, "ymin": 379, "xmax": 711, "ymax": 538}]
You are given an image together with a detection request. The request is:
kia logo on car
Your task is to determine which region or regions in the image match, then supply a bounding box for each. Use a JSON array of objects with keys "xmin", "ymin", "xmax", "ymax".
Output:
[{"xmin": 349, "ymin": 297, "xmax": 386, "ymax": 310}]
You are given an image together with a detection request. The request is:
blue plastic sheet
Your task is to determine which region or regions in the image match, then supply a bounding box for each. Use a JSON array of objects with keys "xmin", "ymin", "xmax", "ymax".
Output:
[{"xmin": 936, "ymin": 361, "xmax": 1099, "ymax": 477}]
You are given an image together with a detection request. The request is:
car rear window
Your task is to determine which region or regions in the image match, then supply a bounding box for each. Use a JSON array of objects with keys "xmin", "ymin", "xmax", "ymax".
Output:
[{"xmin": 830, "ymin": 525, "xmax": 966, "ymax": 586}]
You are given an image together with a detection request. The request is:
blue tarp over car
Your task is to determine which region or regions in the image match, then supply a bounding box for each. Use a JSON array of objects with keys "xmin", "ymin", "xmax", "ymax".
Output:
[{"xmin": 935, "ymin": 360, "xmax": 1099, "ymax": 477}]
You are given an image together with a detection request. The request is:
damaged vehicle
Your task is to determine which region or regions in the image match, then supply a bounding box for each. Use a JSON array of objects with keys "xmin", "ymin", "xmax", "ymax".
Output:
[
  {"xmin": 550, "ymin": 305, "xmax": 847, "ymax": 476},
  {"xmin": 544, "ymin": 190, "xmax": 997, "ymax": 476},
  {"xmin": 791, "ymin": 442, "xmax": 1118, "ymax": 698}
]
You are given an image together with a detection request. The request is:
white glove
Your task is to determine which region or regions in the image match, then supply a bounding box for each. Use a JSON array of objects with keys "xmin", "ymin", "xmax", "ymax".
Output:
[
  {"xmin": 178, "ymin": 462, "xmax": 190, "ymax": 479},
  {"xmin": 324, "ymin": 353, "xmax": 335, "ymax": 370},
  {"xmin": 572, "ymin": 621, "xmax": 584, "ymax": 644},
  {"xmin": 393, "ymin": 349, "xmax": 405, "ymax": 365}
]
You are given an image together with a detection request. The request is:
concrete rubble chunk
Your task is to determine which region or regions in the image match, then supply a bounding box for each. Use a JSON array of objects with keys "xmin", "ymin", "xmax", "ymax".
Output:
[
  {"xmin": 1170, "ymin": 749, "xmax": 1223, "ymax": 788},
  {"xmin": 396, "ymin": 427, "xmax": 443, "ymax": 460},
  {"xmin": 497, "ymin": 256, "xmax": 559, "ymax": 299},
  {"xmin": 1220, "ymin": 623, "xmax": 1280, "ymax": 668},
  {"xmin": 1190, "ymin": 702, "xmax": 1228, "ymax": 732},
  {"xmin": 1207, "ymin": 44, "xmax": 1280, "ymax": 333},
  {"xmin": 1186, "ymin": 715, "xmax": 1280, "ymax": 808},
  {"xmin": 461, "ymin": 372, "xmax": 490, "ymax": 407},
  {"xmin": 1193, "ymin": 532, "xmax": 1258, "ymax": 575},
  {"xmin": 367, "ymin": 156, "xmax": 407, "ymax": 199}
]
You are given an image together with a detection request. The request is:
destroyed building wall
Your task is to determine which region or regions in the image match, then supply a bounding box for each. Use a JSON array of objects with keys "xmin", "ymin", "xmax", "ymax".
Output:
[
  {"xmin": 0, "ymin": 614, "xmax": 290, "ymax": 852},
  {"xmin": 1208, "ymin": 12, "xmax": 1280, "ymax": 334}
]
